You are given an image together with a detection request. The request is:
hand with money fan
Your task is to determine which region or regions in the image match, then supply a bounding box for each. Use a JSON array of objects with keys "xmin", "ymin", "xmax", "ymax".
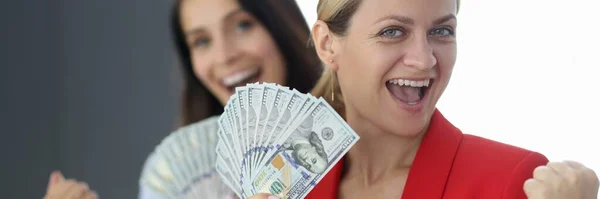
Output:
[
  {"xmin": 139, "ymin": 117, "xmax": 236, "ymax": 199},
  {"xmin": 215, "ymin": 83, "xmax": 360, "ymax": 199}
]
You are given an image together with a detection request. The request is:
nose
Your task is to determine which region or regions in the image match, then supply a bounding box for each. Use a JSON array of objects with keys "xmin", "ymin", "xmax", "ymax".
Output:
[
  {"xmin": 213, "ymin": 35, "xmax": 240, "ymax": 66},
  {"xmin": 402, "ymin": 35, "xmax": 437, "ymax": 71}
]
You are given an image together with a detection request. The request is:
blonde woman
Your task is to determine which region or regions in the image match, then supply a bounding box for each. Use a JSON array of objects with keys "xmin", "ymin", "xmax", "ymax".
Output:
[{"xmin": 249, "ymin": 0, "xmax": 599, "ymax": 198}]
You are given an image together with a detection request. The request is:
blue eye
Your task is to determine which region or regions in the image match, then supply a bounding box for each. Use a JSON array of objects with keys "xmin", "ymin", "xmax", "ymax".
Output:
[
  {"xmin": 380, "ymin": 28, "xmax": 404, "ymax": 38},
  {"xmin": 429, "ymin": 27, "xmax": 454, "ymax": 37},
  {"xmin": 193, "ymin": 38, "xmax": 210, "ymax": 48},
  {"xmin": 236, "ymin": 20, "xmax": 253, "ymax": 32}
]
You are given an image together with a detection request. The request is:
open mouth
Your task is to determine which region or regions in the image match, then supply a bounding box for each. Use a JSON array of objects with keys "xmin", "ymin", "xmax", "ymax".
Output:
[
  {"xmin": 222, "ymin": 68, "xmax": 263, "ymax": 93},
  {"xmin": 386, "ymin": 78, "xmax": 433, "ymax": 106}
]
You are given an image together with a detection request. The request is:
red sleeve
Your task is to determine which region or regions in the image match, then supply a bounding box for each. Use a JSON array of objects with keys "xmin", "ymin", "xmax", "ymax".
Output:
[{"xmin": 502, "ymin": 152, "xmax": 549, "ymax": 199}]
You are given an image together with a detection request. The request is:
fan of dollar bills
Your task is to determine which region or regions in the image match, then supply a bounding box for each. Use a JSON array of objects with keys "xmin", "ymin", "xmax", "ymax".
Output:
[
  {"xmin": 139, "ymin": 117, "xmax": 236, "ymax": 199},
  {"xmin": 216, "ymin": 83, "xmax": 360, "ymax": 199}
]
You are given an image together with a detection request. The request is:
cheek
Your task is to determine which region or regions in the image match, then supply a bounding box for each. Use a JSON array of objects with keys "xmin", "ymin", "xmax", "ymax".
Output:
[
  {"xmin": 433, "ymin": 45, "xmax": 457, "ymax": 82},
  {"xmin": 191, "ymin": 55, "xmax": 213, "ymax": 83},
  {"xmin": 337, "ymin": 43, "xmax": 394, "ymax": 106},
  {"xmin": 242, "ymin": 38, "xmax": 272, "ymax": 57},
  {"xmin": 240, "ymin": 30, "xmax": 287, "ymax": 82},
  {"xmin": 342, "ymin": 42, "xmax": 396, "ymax": 81},
  {"xmin": 241, "ymin": 30, "xmax": 282, "ymax": 64}
]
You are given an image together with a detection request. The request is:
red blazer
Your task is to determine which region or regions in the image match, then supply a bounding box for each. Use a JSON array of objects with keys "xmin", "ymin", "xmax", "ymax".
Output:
[{"xmin": 306, "ymin": 109, "xmax": 548, "ymax": 199}]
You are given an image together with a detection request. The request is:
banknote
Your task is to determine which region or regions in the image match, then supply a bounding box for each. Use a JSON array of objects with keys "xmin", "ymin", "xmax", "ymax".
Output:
[
  {"xmin": 250, "ymin": 85, "xmax": 278, "ymax": 172},
  {"xmin": 246, "ymin": 84, "xmax": 263, "ymax": 177},
  {"xmin": 255, "ymin": 86, "xmax": 292, "ymax": 168},
  {"xmin": 254, "ymin": 91, "xmax": 313, "ymax": 174},
  {"xmin": 234, "ymin": 87, "xmax": 249, "ymax": 183},
  {"xmin": 250, "ymin": 98, "xmax": 358, "ymax": 198},
  {"xmin": 253, "ymin": 89, "xmax": 307, "ymax": 174},
  {"xmin": 139, "ymin": 116, "xmax": 235, "ymax": 199},
  {"xmin": 216, "ymin": 83, "xmax": 359, "ymax": 199}
]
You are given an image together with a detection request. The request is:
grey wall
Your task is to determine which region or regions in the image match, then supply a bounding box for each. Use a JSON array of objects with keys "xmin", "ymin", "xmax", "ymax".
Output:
[
  {"xmin": 1, "ymin": 0, "xmax": 182, "ymax": 198},
  {"xmin": 1, "ymin": 0, "xmax": 61, "ymax": 198}
]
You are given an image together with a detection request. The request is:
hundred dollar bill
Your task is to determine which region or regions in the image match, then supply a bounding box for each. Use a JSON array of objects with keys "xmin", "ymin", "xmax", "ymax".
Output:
[
  {"xmin": 251, "ymin": 86, "xmax": 292, "ymax": 179},
  {"xmin": 155, "ymin": 137, "xmax": 189, "ymax": 189},
  {"xmin": 216, "ymin": 134, "xmax": 239, "ymax": 188},
  {"xmin": 218, "ymin": 105, "xmax": 243, "ymax": 181},
  {"xmin": 216, "ymin": 149, "xmax": 242, "ymax": 198},
  {"xmin": 251, "ymin": 84, "xmax": 279, "ymax": 171},
  {"xmin": 250, "ymin": 98, "xmax": 359, "ymax": 198},
  {"xmin": 234, "ymin": 87, "xmax": 249, "ymax": 182},
  {"xmin": 140, "ymin": 159, "xmax": 179, "ymax": 199},
  {"xmin": 254, "ymin": 90, "xmax": 308, "ymax": 175},
  {"xmin": 246, "ymin": 85, "xmax": 263, "ymax": 177},
  {"xmin": 256, "ymin": 91, "xmax": 316, "ymax": 169},
  {"xmin": 172, "ymin": 127, "xmax": 196, "ymax": 185}
]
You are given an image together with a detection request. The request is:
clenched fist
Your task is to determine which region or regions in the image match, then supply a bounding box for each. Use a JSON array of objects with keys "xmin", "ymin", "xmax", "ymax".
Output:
[
  {"xmin": 44, "ymin": 171, "xmax": 99, "ymax": 199},
  {"xmin": 524, "ymin": 161, "xmax": 599, "ymax": 199}
]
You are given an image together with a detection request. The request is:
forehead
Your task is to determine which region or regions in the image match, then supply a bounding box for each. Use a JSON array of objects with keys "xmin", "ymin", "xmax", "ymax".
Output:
[
  {"xmin": 353, "ymin": 0, "xmax": 457, "ymax": 24},
  {"xmin": 179, "ymin": 0, "xmax": 241, "ymax": 32}
]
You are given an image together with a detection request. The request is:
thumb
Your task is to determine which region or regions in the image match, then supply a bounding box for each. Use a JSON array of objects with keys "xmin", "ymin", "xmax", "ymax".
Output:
[{"xmin": 47, "ymin": 171, "xmax": 64, "ymax": 188}]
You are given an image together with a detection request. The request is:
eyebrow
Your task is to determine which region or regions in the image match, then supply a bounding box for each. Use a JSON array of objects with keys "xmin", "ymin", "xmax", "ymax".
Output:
[
  {"xmin": 433, "ymin": 14, "xmax": 456, "ymax": 25},
  {"xmin": 184, "ymin": 8, "xmax": 245, "ymax": 36},
  {"xmin": 374, "ymin": 15, "xmax": 414, "ymax": 25},
  {"xmin": 373, "ymin": 13, "xmax": 457, "ymax": 26}
]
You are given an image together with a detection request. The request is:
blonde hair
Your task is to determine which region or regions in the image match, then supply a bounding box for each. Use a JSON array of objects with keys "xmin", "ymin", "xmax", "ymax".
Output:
[
  {"xmin": 310, "ymin": 0, "xmax": 460, "ymax": 117},
  {"xmin": 310, "ymin": 0, "xmax": 361, "ymax": 118}
]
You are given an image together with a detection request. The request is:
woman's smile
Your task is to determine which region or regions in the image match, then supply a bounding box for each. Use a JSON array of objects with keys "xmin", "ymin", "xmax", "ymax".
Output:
[
  {"xmin": 221, "ymin": 66, "xmax": 263, "ymax": 94},
  {"xmin": 386, "ymin": 77, "xmax": 434, "ymax": 112}
]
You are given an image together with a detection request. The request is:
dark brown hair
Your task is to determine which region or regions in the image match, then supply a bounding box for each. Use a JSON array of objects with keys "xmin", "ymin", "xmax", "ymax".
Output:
[{"xmin": 170, "ymin": 0, "xmax": 323, "ymax": 126}]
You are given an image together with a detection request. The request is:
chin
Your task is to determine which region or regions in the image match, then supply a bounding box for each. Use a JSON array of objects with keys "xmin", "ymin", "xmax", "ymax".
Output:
[
  {"xmin": 392, "ymin": 118, "xmax": 430, "ymax": 138},
  {"xmin": 382, "ymin": 105, "xmax": 435, "ymax": 138}
]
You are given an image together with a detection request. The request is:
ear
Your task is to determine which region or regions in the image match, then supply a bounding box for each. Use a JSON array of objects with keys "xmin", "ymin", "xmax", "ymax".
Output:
[{"xmin": 312, "ymin": 20, "xmax": 339, "ymax": 71}]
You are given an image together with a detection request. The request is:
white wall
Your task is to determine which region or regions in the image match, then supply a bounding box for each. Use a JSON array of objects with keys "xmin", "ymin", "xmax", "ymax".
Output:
[{"xmin": 297, "ymin": 0, "xmax": 600, "ymax": 178}]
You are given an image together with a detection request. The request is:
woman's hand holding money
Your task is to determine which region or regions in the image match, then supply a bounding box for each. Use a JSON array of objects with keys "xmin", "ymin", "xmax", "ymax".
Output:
[
  {"xmin": 524, "ymin": 161, "xmax": 599, "ymax": 199},
  {"xmin": 44, "ymin": 171, "xmax": 98, "ymax": 199}
]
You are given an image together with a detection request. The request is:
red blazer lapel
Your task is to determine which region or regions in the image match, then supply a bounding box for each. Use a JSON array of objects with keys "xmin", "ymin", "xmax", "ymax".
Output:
[{"xmin": 401, "ymin": 109, "xmax": 463, "ymax": 199}]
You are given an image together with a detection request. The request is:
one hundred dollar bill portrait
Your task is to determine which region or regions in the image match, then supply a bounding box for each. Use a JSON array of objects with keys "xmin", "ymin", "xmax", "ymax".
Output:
[{"xmin": 266, "ymin": 114, "xmax": 329, "ymax": 175}]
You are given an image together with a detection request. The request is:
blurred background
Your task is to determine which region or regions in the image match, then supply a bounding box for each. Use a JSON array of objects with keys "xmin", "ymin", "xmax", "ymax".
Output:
[
  {"xmin": 1, "ymin": 0, "xmax": 179, "ymax": 198},
  {"xmin": 1, "ymin": 0, "xmax": 598, "ymax": 198}
]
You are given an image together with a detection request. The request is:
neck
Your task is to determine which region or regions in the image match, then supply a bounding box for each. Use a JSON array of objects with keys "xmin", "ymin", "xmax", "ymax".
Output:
[{"xmin": 344, "ymin": 114, "xmax": 427, "ymax": 186}]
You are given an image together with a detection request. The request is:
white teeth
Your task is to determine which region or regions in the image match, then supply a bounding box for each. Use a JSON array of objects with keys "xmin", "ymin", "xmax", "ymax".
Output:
[
  {"xmin": 388, "ymin": 78, "xmax": 431, "ymax": 87},
  {"xmin": 222, "ymin": 69, "xmax": 259, "ymax": 87},
  {"xmin": 397, "ymin": 80, "xmax": 404, "ymax": 86},
  {"xmin": 416, "ymin": 81, "xmax": 424, "ymax": 87}
]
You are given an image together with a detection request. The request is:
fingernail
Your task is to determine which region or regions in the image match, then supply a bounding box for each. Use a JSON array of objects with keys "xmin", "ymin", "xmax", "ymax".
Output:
[
  {"xmin": 49, "ymin": 171, "xmax": 60, "ymax": 185},
  {"xmin": 56, "ymin": 171, "xmax": 64, "ymax": 180},
  {"xmin": 268, "ymin": 196, "xmax": 281, "ymax": 199}
]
